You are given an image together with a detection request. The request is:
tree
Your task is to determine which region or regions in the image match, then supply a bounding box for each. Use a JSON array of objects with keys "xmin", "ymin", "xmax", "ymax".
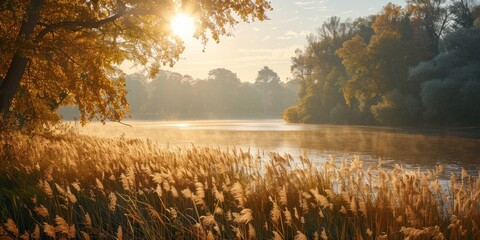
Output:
[
  {"xmin": 334, "ymin": 4, "xmax": 435, "ymax": 125},
  {"xmin": 255, "ymin": 66, "xmax": 280, "ymax": 85},
  {"xmin": 147, "ymin": 71, "xmax": 192, "ymax": 119},
  {"xmin": 337, "ymin": 4, "xmax": 430, "ymax": 118},
  {"xmin": 208, "ymin": 68, "xmax": 241, "ymax": 85},
  {"xmin": 407, "ymin": 0, "xmax": 451, "ymax": 55},
  {"xmin": 284, "ymin": 16, "xmax": 358, "ymax": 123},
  {"xmin": 0, "ymin": 0, "xmax": 272, "ymax": 126},
  {"xmin": 201, "ymin": 68, "xmax": 242, "ymax": 115},
  {"xmin": 290, "ymin": 48, "xmax": 313, "ymax": 101},
  {"xmin": 449, "ymin": 0, "xmax": 480, "ymax": 28},
  {"xmin": 410, "ymin": 27, "xmax": 480, "ymax": 126},
  {"xmin": 255, "ymin": 66, "xmax": 291, "ymax": 116},
  {"xmin": 125, "ymin": 73, "xmax": 148, "ymax": 117},
  {"xmin": 255, "ymin": 66, "xmax": 281, "ymax": 115}
]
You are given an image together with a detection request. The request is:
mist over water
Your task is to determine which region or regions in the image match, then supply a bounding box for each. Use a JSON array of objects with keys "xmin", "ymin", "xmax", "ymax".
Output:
[{"xmin": 79, "ymin": 120, "xmax": 480, "ymax": 176}]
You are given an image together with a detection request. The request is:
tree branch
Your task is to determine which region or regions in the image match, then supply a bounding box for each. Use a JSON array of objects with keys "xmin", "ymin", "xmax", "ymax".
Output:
[
  {"xmin": 114, "ymin": 120, "xmax": 133, "ymax": 127},
  {"xmin": 35, "ymin": 5, "xmax": 127, "ymax": 42}
]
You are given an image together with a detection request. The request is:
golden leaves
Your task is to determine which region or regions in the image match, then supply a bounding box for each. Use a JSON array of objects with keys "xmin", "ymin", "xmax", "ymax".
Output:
[{"xmin": 1, "ymin": 0, "xmax": 272, "ymax": 126}]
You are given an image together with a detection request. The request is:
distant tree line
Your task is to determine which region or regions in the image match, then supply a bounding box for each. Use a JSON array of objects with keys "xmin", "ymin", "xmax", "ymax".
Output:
[
  {"xmin": 284, "ymin": 0, "xmax": 480, "ymax": 127},
  {"xmin": 62, "ymin": 67, "xmax": 297, "ymax": 120}
]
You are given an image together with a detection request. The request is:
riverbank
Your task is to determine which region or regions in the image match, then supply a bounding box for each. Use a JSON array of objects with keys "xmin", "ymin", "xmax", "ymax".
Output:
[{"xmin": 0, "ymin": 130, "xmax": 479, "ymax": 239}]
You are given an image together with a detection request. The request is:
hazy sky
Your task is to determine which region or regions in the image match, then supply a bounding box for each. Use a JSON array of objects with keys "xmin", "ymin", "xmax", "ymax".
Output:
[{"xmin": 123, "ymin": 0, "xmax": 404, "ymax": 82}]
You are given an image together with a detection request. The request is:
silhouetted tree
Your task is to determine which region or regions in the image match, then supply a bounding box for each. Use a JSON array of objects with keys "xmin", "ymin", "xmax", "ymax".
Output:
[
  {"xmin": 255, "ymin": 66, "xmax": 281, "ymax": 85},
  {"xmin": 147, "ymin": 71, "xmax": 193, "ymax": 119},
  {"xmin": 255, "ymin": 66, "xmax": 281, "ymax": 115},
  {"xmin": 123, "ymin": 68, "xmax": 296, "ymax": 120},
  {"xmin": 449, "ymin": 0, "xmax": 480, "ymax": 28}
]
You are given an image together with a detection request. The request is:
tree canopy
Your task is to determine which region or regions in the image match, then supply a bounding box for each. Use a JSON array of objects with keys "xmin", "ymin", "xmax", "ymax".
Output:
[
  {"xmin": 0, "ymin": 0, "xmax": 272, "ymax": 127},
  {"xmin": 255, "ymin": 66, "xmax": 280, "ymax": 85},
  {"xmin": 410, "ymin": 27, "xmax": 480, "ymax": 125},
  {"xmin": 284, "ymin": 16, "xmax": 366, "ymax": 124},
  {"xmin": 63, "ymin": 68, "xmax": 297, "ymax": 120},
  {"xmin": 284, "ymin": 0, "xmax": 480, "ymax": 127}
]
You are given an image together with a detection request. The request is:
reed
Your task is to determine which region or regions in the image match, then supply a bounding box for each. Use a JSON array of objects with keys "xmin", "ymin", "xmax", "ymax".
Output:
[{"xmin": 0, "ymin": 130, "xmax": 479, "ymax": 239}]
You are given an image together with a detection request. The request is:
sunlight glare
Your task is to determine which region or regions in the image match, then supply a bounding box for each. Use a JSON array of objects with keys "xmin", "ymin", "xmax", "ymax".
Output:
[{"xmin": 171, "ymin": 14, "xmax": 195, "ymax": 39}]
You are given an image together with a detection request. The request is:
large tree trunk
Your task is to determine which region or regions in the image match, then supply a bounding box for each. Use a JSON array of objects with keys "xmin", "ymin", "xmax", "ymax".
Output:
[{"xmin": 0, "ymin": 0, "xmax": 44, "ymax": 118}]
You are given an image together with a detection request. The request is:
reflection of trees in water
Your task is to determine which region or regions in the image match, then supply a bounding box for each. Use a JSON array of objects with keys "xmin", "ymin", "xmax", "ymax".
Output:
[{"xmin": 293, "ymin": 127, "xmax": 480, "ymax": 165}]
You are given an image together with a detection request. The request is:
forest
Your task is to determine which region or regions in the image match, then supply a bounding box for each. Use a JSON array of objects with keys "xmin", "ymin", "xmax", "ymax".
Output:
[
  {"xmin": 283, "ymin": 0, "xmax": 480, "ymax": 126},
  {"xmin": 62, "ymin": 67, "xmax": 297, "ymax": 120}
]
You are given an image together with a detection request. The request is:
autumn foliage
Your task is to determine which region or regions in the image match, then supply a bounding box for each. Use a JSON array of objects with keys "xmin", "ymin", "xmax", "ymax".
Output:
[{"xmin": 0, "ymin": 0, "xmax": 272, "ymax": 127}]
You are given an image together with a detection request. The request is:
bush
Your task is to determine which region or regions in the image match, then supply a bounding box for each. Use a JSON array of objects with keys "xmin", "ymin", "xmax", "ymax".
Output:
[
  {"xmin": 283, "ymin": 106, "xmax": 300, "ymax": 123},
  {"xmin": 371, "ymin": 89, "xmax": 422, "ymax": 126}
]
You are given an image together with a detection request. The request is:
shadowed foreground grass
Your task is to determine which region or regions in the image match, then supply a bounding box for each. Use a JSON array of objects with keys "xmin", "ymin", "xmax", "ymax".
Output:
[{"xmin": 0, "ymin": 130, "xmax": 479, "ymax": 239}]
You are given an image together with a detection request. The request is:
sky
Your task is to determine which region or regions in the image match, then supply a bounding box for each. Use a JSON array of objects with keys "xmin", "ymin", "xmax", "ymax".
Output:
[{"xmin": 123, "ymin": 0, "xmax": 404, "ymax": 83}]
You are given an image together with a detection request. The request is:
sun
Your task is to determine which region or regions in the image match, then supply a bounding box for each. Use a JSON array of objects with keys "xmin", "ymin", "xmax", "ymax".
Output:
[{"xmin": 171, "ymin": 14, "xmax": 195, "ymax": 39}]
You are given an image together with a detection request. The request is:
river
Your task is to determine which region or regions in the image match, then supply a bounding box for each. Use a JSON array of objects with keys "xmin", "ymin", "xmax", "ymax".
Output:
[{"xmin": 78, "ymin": 119, "xmax": 480, "ymax": 176}]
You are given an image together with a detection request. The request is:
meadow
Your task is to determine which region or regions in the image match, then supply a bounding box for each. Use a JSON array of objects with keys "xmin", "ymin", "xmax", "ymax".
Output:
[{"xmin": 0, "ymin": 127, "xmax": 479, "ymax": 239}]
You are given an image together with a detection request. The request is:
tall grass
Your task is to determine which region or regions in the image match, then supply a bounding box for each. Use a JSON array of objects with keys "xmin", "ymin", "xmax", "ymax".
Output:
[{"xmin": 0, "ymin": 129, "xmax": 479, "ymax": 239}]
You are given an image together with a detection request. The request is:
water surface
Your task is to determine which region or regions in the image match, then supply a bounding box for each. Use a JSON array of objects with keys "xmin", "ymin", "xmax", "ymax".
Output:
[{"xmin": 78, "ymin": 119, "xmax": 480, "ymax": 176}]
